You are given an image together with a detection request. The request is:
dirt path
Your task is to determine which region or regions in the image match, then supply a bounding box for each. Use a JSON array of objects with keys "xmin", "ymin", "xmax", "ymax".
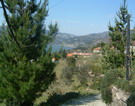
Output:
[{"xmin": 62, "ymin": 94, "xmax": 106, "ymax": 106}]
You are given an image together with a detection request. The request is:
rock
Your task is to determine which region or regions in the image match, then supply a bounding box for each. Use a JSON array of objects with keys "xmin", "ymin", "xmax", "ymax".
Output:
[
  {"xmin": 112, "ymin": 86, "xmax": 118, "ymax": 97},
  {"xmin": 122, "ymin": 95, "xmax": 130, "ymax": 102},
  {"xmin": 111, "ymin": 86, "xmax": 130, "ymax": 106},
  {"xmin": 116, "ymin": 92, "xmax": 124, "ymax": 101}
]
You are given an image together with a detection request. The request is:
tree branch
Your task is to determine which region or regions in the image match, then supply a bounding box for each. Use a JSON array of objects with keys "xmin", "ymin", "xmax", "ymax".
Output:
[{"xmin": 0, "ymin": 0, "xmax": 21, "ymax": 48}]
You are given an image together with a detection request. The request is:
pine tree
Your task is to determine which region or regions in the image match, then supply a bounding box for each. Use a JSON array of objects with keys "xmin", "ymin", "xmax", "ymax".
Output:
[
  {"xmin": 106, "ymin": 0, "xmax": 129, "ymax": 67},
  {"xmin": 62, "ymin": 49, "xmax": 67, "ymax": 58},
  {"xmin": 0, "ymin": 0, "xmax": 58, "ymax": 105}
]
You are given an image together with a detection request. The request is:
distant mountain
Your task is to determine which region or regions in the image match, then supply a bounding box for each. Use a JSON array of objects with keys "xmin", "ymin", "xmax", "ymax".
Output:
[
  {"xmin": 0, "ymin": 25, "xmax": 110, "ymax": 50},
  {"xmin": 54, "ymin": 31, "xmax": 110, "ymax": 48},
  {"xmin": 53, "ymin": 33, "xmax": 76, "ymax": 47}
]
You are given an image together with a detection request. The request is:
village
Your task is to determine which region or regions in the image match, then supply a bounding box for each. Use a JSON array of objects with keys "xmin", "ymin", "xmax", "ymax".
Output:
[{"xmin": 64, "ymin": 40, "xmax": 135, "ymax": 58}]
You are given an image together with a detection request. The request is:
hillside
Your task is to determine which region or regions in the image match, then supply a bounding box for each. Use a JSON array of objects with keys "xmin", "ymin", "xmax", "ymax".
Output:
[
  {"xmin": 0, "ymin": 26, "xmax": 110, "ymax": 49},
  {"xmin": 54, "ymin": 31, "xmax": 110, "ymax": 48}
]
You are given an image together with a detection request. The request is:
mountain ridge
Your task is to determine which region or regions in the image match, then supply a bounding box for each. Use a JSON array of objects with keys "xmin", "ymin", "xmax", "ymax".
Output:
[{"xmin": 54, "ymin": 31, "xmax": 110, "ymax": 48}]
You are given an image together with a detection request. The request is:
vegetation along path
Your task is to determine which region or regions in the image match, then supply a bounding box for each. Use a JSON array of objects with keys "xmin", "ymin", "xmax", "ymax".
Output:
[{"xmin": 62, "ymin": 94, "xmax": 106, "ymax": 106}]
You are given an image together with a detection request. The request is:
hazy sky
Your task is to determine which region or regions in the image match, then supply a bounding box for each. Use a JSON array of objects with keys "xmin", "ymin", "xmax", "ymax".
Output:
[{"xmin": 0, "ymin": 0, "xmax": 135, "ymax": 35}]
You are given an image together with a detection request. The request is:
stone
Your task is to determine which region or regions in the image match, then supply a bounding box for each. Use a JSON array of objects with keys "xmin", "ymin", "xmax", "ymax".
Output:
[
  {"xmin": 122, "ymin": 95, "xmax": 130, "ymax": 102},
  {"xmin": 112, "ymin": 86, "xmax": 118, "ymax": 94},
  {"xmin": 116, "ymin": 92, "xmax": 123, "ymax": 101},
  {"xmin": 112, "ymin": 86, "xmax": 118, "ymax": 97},
  {"xmin": 111, "ymin": 86, "xmax": 130, "ymax": 106}
]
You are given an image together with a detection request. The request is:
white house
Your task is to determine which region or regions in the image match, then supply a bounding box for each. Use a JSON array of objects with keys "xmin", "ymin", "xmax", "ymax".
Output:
[{"xmin": 93, "ymin": 47, "xmax": 101, "ymax": 53}]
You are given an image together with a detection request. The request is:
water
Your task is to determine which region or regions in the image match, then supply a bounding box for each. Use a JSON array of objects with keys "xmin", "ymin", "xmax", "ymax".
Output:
[{"xmin": 47, "ymin": 44, "xmax": 74, "ymax": 52}]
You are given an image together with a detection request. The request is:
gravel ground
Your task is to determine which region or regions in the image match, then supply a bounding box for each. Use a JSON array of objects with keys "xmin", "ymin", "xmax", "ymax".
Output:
[{"xmin": 62, "ymin": 94, "xmax": 106, "ymax": 106}]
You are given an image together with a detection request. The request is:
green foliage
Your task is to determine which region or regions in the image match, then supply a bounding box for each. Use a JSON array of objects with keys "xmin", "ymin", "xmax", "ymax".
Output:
[
  {"xmin": 58, "ymin": 47, "xmax": 67, "ymax": 58},
  {"xmin": 52, "ymin": 48, "xmax": 67, "ymax": 60},
  {"xmin": 61, "ymin": 56, "xmax": 106, "ymax": 90},
  {"xmin": 61, "ymin": 50, "xmax": 67, "ymax": 58},
  {"xmin": 115, "ymin": 79, "xmax": 132, "ymax": 92},
  {"xmin": 100, "ymin": 67, "xmax": 130, "ymax": 104},
  {"xmin": 61, "ymin": 66, "xmax": 76, "ymax": 85},
  {"xmin": 127, "ymin": 92, "xmax": 135, "ymax": 106},
  {"xmin": 101, "ymin": 71, "xmax": 118, "ymax": 104},
  {"xmin": 100, "ymin": 1, "xmax": 134, "ymax": 104},
  {"xmin": 101, "ymin": 87, "xmax": 112, "ymax": 104},
  {"xmin": 0, "ymin": 0, "xmax": 58, "ymax": 105},
  {"xmin": 91, "ymin": 77, "xmax": 102, "ymax": 90},
  {"xmin": 89, "ymin": 57, "xmax": 104, "ymax": 75},
  {"xmin": 104, "ymin": 49, "xmax": 125, "ymax": 68},
  {"xmin": 66, "ymin": 57, "xmax": 76, "ymax": 67},
  {"xmin": 61, "ymin": 64, "xmax": 90, "ymax": 87},
  {"xmin": 107, "ymin": 0, "xmax": 129, "ymax": 67},
  {"xmin": 92, "ymin": 42, "xmax": 106, "ymax": 50}
]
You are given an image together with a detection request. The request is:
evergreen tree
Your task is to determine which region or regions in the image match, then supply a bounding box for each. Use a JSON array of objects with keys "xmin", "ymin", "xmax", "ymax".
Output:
[
  {"xmin": 61, "ymin": 49, "xmax": 67, "ymax": 58},
  {"xmin": 0, "ymin": 0, "xmax": 58, "ymax": 105},
  {"xmin": 106, "ymin": 0, "xmax": 129, "ymax": 67}
]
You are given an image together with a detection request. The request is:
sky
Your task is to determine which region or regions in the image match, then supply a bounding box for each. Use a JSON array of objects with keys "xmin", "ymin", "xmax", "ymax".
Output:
[{"xmin": 0, "ymin": 0, "xmax": 135, "ymax": 35}]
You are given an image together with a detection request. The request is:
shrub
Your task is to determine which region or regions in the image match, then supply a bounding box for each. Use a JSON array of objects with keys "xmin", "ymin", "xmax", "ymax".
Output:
[
  {"xmin": 61, "ymin": 67, "xmax": 77, "ymax": 85},
  {"xmin": 101, "ymin": 70, "xmax": 118, "ymax": 104},
  {"xmin": 91, "ymin": 77, "xmax": 102, "ymax": 90},
  {"xmin": 115, "ymin": 79, "xmax": 132, "ymax": 92},
  {"xmin": 66, "ymin": 57, "xmax": 76, "ymax": 67},
  {"xmin": 127, "ymin": 92, "xmax": 135, "ymax": 106},
  {"xmin": 61, "ymin": 65, "xmax": 90, "ymax": 88}
]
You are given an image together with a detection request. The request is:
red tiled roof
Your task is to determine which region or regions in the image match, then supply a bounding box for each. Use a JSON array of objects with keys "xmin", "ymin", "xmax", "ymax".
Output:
[
  {"xmin": 93, "ymin": 47, "xmax": 101, "ymax": 51},
  {"xmin": 67, "ymin": 52, "xmax": 93, "ymax": 56},
  {"xmin": 67, "ymin": 53, "xmax": 73, "ymax": 57}
]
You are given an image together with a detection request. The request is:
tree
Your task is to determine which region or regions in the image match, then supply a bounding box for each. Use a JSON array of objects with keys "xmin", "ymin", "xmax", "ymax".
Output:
[
  {"xmin": 61, "ymin": 49, "xmax": 67, "ymax": 58},
  {"xmin": 0, "ymin": 0, "xmax": 58, "ymax": 105},
  {"xmin": 106, "ymin": 0, "xmax": 129, "ymax": 67}
]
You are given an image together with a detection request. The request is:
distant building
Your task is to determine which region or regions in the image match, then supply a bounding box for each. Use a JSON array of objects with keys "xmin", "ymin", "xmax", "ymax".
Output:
[
  {"xmin": 124, "ymin": 41, "xmax": 135, "ymax": 55},
  {"xmin": 111, "ymin": 46, "xmax": 114, "ymax": 50},
  {"xmin": 52, "ymin": 58, "xmax": 59, "ymax": 62},
  {"xmin": 93, "ymin": 47, "xmax": 101, "ymax": 53},
  {"xmin": 67, "ymin": 53, "xmax": 73, "ymax": 57},
  {"xmin": 67, "ymin": 52, "xmax": 93, "ymax": 57},
  {"xmin": 130, "ymin": 41, "xmax": 135, "ymax": 56},
  {"xmin": 52, "ymin": 58, "xmax": 56, "ymax": 62}
]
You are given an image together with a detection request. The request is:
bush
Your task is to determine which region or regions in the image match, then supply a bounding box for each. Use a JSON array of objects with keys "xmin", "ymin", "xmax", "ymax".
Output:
[
  {"xmin": 61, "ymin": 65, "xmax": 90, "ymax": 88},
  {"xmin": 115, "ymin": 79, "xmax": 132, "ymax": 92},
  {"xmin": 76, "ymin": 65, "xmax": 90, "ymax": 86},
  {"xmin": 101, "ymin": 87, "xmax": 112, "ymax": 104},
  {"xmin": 61, "ymin": 66, "xmax": 77, "ymax": 85},
  {"xmin": 127, "ymin": 92, "xmax": 135, "ymax": 106},
  {"xmin": 66, "ymin": 57, "xmax": 76, "ymax": 67},
  {"xmin": 101, "ymin": 70, "xmax": 118, "ymax": 104},
  {"xmin": 91, "ymin": 77, "xmax": 102, "ymax": 90}
]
